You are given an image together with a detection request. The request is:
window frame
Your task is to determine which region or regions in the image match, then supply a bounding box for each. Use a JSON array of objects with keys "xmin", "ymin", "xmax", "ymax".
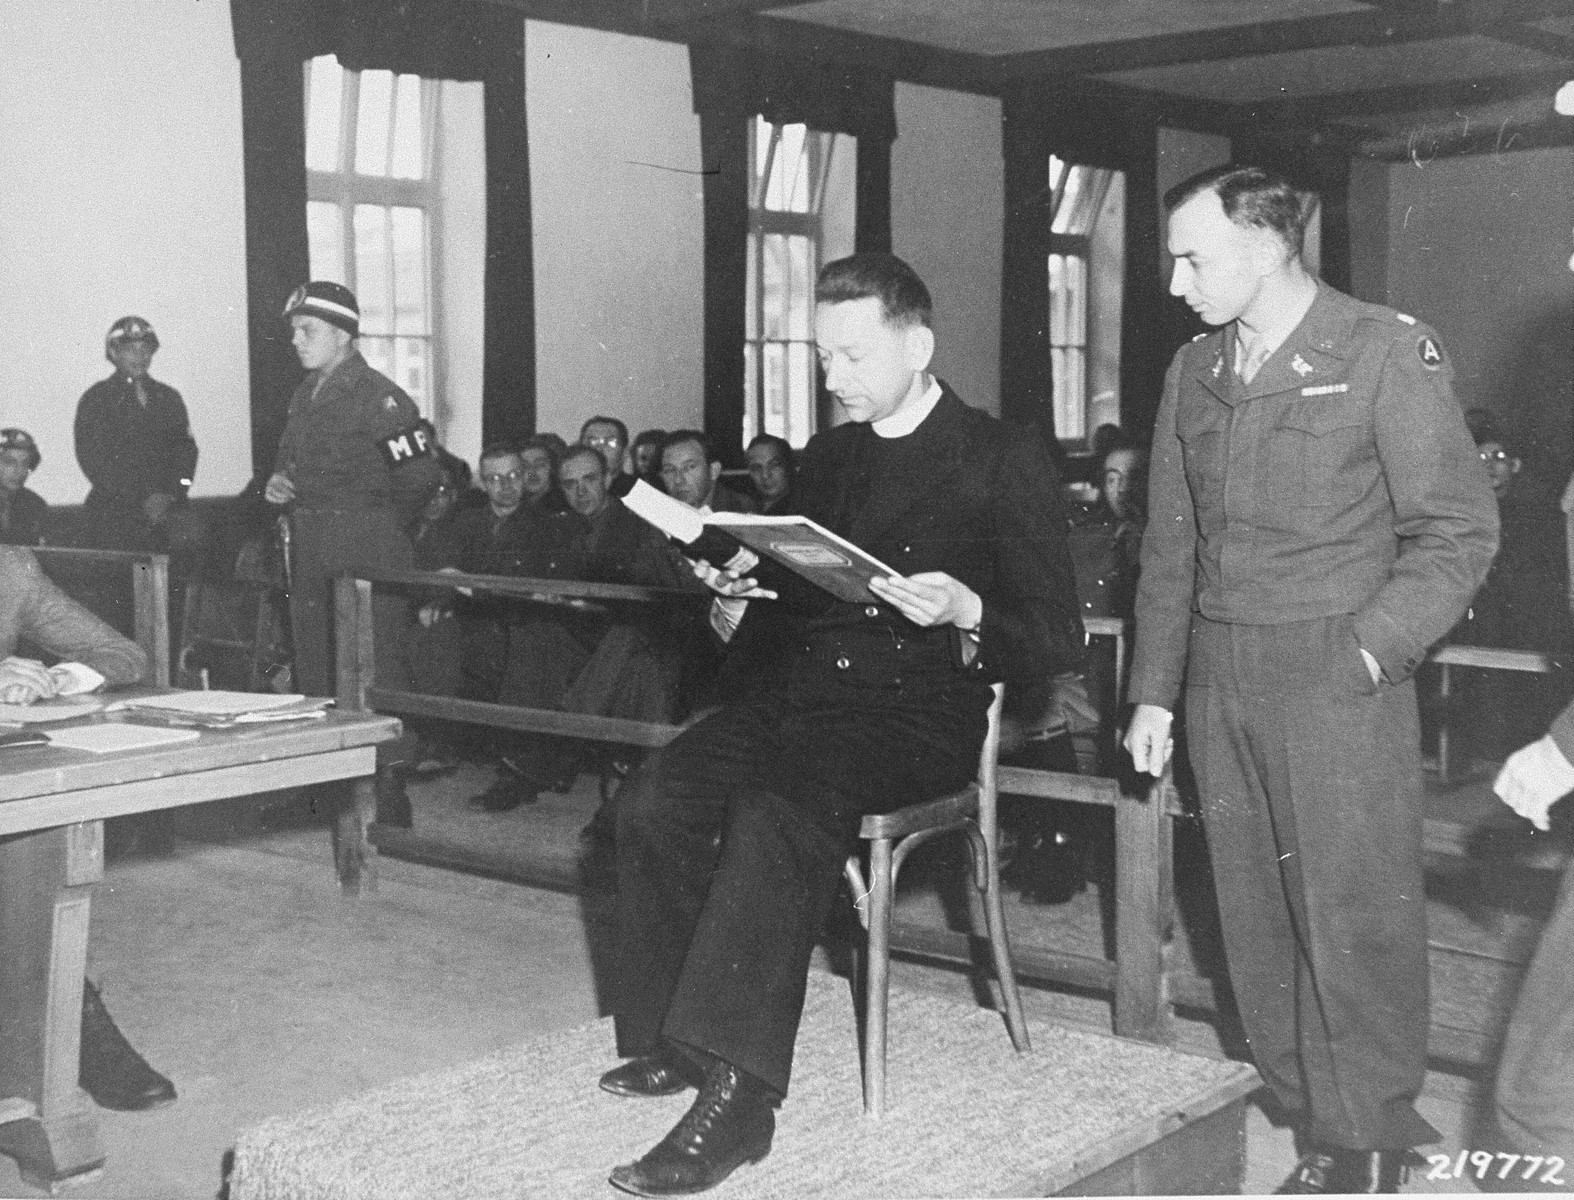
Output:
[
  {"xmin": 1046, "ymin": 156, "xmax": 1122, "ymax": 452},
  {"xmin": 744, "ymin": 117, "xmax": 841, "ymax": 451},
  {"xmin": 303, "ymin": 58, "xmax": 444, "ymax": 420}
]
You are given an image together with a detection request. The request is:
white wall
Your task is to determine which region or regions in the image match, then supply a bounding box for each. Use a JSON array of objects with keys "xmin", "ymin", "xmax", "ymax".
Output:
[
  {"xmin": 526, "ymin": 21, "xmax": 705, "ymax": 444},
  {"xmin": 0, "ymin": 0, "xmax": 251, "ymax": 503},
  {"xmin": 435, "ymin": 81, "xmax": 487, "ymax": 470},
  {"xmin": 892, "ymin": 84, "xmax": 1003, "ymax": 416}
]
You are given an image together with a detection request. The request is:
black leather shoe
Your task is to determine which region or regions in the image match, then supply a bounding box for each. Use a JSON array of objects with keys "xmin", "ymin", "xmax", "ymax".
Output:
[
  {"xmin": 609, "ymin": 1060, "xmax": 775, "ymax": 1195},
  {"xmin": 80, "ymin": 980, "xmax": 177, "ymax": 1111},
  {"xmin": 1277, "ymin": 1146, "xmax": 1416, "ymax": 1193},
  {"xmin": 599, "ymin": 1051, "xmax": 693, "ymax": 1097},
  {"xmin": 466, "ymin": 777, "xmax": 537, "ymax": 812}
]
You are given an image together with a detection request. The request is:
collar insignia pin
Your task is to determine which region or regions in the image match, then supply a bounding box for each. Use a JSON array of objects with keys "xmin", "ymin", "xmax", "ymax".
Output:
[
  {"xmin": 1211, "ymin": 355, "xmax": 1223, "ymax": 378},
  {"xmin": 1291, "ymin": 354, "xmax": 1313, "ymax": 377}
]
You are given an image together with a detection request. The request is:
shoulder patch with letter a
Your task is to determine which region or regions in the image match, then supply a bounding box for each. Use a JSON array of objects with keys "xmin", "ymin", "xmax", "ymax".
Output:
[
  {"xmin": 378, "ymin": 423, "xmax": 433, "ymax": 467},
  {"xmin": 1417, "ymin": 336, "xmax": 1444, "ymax": 369}
]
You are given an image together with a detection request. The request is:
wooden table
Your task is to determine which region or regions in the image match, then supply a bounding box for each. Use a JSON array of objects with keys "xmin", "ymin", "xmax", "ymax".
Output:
[{"xmin": 0, "ymin": 708, "xmax": 400, "ymax": 1191}]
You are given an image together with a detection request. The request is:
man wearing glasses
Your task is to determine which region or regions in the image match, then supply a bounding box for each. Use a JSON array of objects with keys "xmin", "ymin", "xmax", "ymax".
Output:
[
  {"xmin": 442, "ymin": 445, "xmax": 583, "ymax": 811},
  {"xmin": 581, "ymin": 416, "xmax": 631, "ymax": 491}
]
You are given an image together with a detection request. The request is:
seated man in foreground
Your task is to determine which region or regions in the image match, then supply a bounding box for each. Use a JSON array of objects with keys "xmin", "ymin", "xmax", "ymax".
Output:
[
  {"xmin": 600, "ymin": 254, "xmax": 1083, "ymax": 1196},
  {"xmin": 0, "ymin": 544, "xmax": 177, "ymax": 1111}
]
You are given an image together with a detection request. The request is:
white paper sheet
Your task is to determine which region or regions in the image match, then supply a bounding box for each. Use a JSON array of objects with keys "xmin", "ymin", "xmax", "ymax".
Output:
[
  {"xmin": 0, "ymin": 699, "xmax": 105, "ymax": 724},
  {"xmin": 46, "ymin": 724, "xmax": 200, "ymax": 754}
]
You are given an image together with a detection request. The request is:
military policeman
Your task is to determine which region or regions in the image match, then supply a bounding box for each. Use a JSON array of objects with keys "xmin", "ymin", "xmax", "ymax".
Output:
[
  {"xmin": 1124, "ymin": 165, "xmax": 1498, "ymax": 1194},
  {"xmin": 74, "ymin": 316, "xmax": 201, "ymax": 554},
  {"xmin": 264, "ymin": 282, "xmax": 442, "ymax": 699},
  {"xmin": 0, "ymin": 429, "xmax": 48, "ymax": 547}
]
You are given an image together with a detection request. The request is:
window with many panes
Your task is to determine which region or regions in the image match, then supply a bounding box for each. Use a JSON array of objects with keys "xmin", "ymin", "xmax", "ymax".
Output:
[
  {"xmin": 1047, "ymin": 155, "xmax": 1124, "ymax": 448},
  {"xmin": 304, "ymin": 56, "xmax": 438, "ymax": 415},
  {"xmin": 744, "ymin": 117, "xmax": 851, "ymax": 449}
]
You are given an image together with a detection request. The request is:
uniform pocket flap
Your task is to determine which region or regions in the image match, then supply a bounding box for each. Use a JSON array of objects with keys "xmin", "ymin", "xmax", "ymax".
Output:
[{"xmin": 1277, "ymin": 398, "xmax": 1363, "ymax": 437}]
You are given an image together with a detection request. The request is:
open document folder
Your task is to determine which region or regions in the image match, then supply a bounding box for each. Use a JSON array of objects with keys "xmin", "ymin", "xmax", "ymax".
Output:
[{"xmin": 621, "ymin": 480, "xmax": 898, "ymax": 604}]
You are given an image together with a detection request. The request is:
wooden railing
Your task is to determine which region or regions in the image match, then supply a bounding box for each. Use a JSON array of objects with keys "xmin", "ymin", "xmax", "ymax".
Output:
[{"xmin": 33, "ymin": 547, "xmax": 171, "ymax": 688}]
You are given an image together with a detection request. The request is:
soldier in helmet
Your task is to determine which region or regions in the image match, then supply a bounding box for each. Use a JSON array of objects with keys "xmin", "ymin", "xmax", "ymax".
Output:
[
  {"xmin": 74, "ymin": 316, "xmax": 201, "ymax": 555},
  {"xmin": 265, "ymin": 282, "xmax": 443, "ymax": 822},
  {"xmin": 0, "ymin": 428, "xmax": 47, "ymax": 547}
]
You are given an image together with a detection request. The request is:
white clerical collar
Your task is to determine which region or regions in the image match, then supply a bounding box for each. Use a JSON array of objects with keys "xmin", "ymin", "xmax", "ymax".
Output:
[{"xmin": 872, "ymin": 377, "xmax": 941, "ymax": 438}]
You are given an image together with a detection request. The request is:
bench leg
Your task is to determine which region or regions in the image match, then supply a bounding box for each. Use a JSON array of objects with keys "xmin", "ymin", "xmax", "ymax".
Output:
[{"xmin": 0, "ymin": 823, "xmax": 106, "ymax": 1190}]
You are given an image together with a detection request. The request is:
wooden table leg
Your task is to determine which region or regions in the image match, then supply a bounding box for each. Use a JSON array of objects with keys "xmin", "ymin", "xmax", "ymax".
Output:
[
  {"xmin": 0, "ymin": 821, "xmax": 106, "ymax": 1190},
  {"xmin": 329, "ymin": 778, "xmax": 379, "ymax": 896}
]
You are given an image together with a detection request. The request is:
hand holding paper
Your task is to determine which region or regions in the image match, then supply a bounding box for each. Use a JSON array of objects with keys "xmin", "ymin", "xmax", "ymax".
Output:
[{"xmin": 0, "ymin": 657, "xmax": 105, "ymax": 706}]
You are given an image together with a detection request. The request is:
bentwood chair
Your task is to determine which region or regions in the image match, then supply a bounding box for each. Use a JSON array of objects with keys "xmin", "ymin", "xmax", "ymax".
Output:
[{"xmin": 842, "ymin": 682, "xmax": 1029, "ymax": 1116}]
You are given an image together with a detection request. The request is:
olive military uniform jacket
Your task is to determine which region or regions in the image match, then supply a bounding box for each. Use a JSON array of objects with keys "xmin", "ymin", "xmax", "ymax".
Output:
[
  {"xmin": 271, "ymin": 350, "xmax": 441, "ymax": 528},
  {"xmin": 1129, "ymin": 281, "xmax": 1499, "ymax": 711}
]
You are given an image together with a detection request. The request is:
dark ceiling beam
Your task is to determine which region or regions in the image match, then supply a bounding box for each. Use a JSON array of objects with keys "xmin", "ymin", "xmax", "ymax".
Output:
[
  {"xmin": 1355, "ymin": 110, "xmax": 1574, "ymax": 157},
  {"xmin": 996, "ymin": 0, "xmax": 1574, "ymax": 82},
  {"xmin": 1232, "ymin": 65, "xmax": 1574, "ymax": 122},
  {"xmin": 478, "ymin": 0, "xmax": 684, "ymax": 42},
  {"xmin": 638, "ymin": 0, "xmax": 821, "ymax": 23},
  {"xmin": 674, "ymin": 10, "xmax": 1001, "ymax": 93},
  {"xmin": 1482, "ymin": 22, "xmax": 1574, "ymax": 55},
  {"xmin": 477, "ymin": 0, "xmax": 1002, "ymax": 92}
]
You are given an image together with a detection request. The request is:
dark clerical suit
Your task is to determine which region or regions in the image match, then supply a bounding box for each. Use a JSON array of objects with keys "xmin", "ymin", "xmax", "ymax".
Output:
[
  {"xmin": 613, "ymin": 385, "xmax": 1083, "ymax": 1097},
  {"xmin": 271, "ymin": 350, "xmax": 441, "ymax": 696},
  {"xmin": 1129, "ymin": 282, "xmax": 1498, "ymax": 1150}
]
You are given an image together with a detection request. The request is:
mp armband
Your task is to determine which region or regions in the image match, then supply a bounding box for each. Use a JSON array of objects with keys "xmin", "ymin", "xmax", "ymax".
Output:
[{"xmin": 378, "ymin": 422, "xmax": 434, "ymax": 467}]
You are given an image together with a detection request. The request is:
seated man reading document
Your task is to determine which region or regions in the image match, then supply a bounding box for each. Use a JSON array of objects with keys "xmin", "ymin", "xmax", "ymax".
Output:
[
  {"xmin": 0, "ymin": 544, "xmax": 177, "ymax": 1111},
  {"xmin": 597, "ymin": 254, "xmax": 1083, "ymax": 1196}
]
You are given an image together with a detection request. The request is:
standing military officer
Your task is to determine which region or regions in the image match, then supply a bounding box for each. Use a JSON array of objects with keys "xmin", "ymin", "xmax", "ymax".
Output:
[
  {"xmin": 1124, "ymin": 165, "xmax": 1498, "ymax": 1193},
  {"xmin": 264, "ymin": 282, "xmax": 442, "ymax": 699},
  {"xmin": 75, "ymin": 316, "xmax": 201, "ymax": 553}
]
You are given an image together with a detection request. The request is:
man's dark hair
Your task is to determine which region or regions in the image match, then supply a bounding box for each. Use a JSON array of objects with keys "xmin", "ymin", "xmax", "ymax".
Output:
[
  {"xmin": 559, "ymin": 444, "xmax": 606, "ymax": 476},
  {"xmin": 1164, "ymin": 164, "xmax": 1309, "ymax": 259},
  {"xmin": 580, "ymin": 415, "xmax": 629, "ymax": 445},
  {"xmin": 816, "ymin": 253, "xmax": 932, "ymax": 328},
  {"xmin": 519, "ymin": 433, "xmax": 563, "ymax": 475},
  {"xmin": 479, "ymin": 442, "xmax": 522, "ymax": 470},
  {"xmin": 661, "ymin": 429, "xmax": 716, "ymax": 466},
  {"xmin": 746, "ymin": 433, "xmax": 794, "ymax": 469}
]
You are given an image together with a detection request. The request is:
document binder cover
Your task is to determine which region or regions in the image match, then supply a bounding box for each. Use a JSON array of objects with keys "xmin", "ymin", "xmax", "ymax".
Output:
[{"xmin": 706, "ymin": 513, "xmax": 899, "ymax": 604}]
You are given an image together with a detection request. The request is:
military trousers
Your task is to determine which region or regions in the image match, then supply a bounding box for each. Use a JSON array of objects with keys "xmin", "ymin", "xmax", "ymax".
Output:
[{"xmin": 1185, "ymin": 612, "xmax": 1439, "ymax": 1150}]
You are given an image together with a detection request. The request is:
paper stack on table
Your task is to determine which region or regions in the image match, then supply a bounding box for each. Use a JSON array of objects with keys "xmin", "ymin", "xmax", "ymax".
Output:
[{"xmin": 107, "ymin": 691, "xmax": 334, "ymax": 728}]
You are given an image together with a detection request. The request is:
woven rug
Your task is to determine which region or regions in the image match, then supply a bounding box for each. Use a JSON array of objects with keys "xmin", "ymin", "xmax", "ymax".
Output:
[{"xmin": 230, "ymin": 970, "xmax": 1257, "ymax": 1200}]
